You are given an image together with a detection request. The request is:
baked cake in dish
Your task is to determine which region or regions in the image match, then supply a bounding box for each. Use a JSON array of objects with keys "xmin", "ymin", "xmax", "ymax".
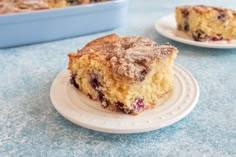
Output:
[
  {"xmin": 0, "ymin": 0, "xmax": 107, "ymax": 14},
  {"xmin": 68, "ymin": 34, "xmax": 178, "ymax": 115},
  {"xmin": 176, "ymin": 5, "xmax": 236, "ymax": 41}
]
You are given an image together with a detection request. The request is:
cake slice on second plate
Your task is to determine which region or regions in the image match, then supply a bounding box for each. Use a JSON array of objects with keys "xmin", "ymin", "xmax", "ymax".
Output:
[{"xmin": 176, "ymin": 5, "xmax": 236, "ymax": 41}]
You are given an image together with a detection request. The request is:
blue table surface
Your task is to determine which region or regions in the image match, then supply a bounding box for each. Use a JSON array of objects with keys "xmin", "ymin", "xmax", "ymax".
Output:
[{"xmin": 0, "ymin": 0, "xmax": 235, "ymax": 156}]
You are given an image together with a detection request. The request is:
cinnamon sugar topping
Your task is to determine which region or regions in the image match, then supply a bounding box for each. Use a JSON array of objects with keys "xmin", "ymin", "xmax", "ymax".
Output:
[
  {"xmin": 178, "ymin": 5, "xmax": 236, "ymax": 15},
  {"xmin": 77, "ymin": 34, "xmax": 178, "ymax": 81}
]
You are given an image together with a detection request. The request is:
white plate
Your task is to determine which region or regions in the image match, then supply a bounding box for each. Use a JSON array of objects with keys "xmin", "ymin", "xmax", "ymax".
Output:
[
  {"xmin": 50, "ymin": 64, "xmax": 199, "ymax": 134},
  {"xmin": 155, "ymin": 14, "xmax": 236, "ymax": 49}
]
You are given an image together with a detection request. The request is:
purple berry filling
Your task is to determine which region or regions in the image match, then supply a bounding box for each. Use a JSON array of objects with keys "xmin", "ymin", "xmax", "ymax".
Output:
[
  {"xmin": 209, "ymin": 34, "xmax": 224, "ymax": 41},
  {"xmin": 90, "ymin": 73, "xmax": 102, "ymax": 90},
  {"xmin": 139, "ymin": 69, "xmax": 147, "ymax": 81},
  {"xmin": 217, "ymin": 12, "xmax": 226, "ymax": 21},
  {"xmin": 133, "ymin": 98, "xmax": 144, "ymax": 112},
  {"xmin": 91, "ymin": 78, "xmax": 100, "ymax": 90},
  {"xmin": 97, "ymin": 91, "xmax": 104, "ymax": 102},
  {"xmin": 89, "ymin": 72, "xmax": 111, "ymax": 108},
  {"xmin": 192, "ymin": 29, "xmax": 208, "ymax": 41},
  {"xmin": 115, "ymin": 102, "xmax": 124, "ymax": 110},
  {"xmin": 115, "ymin": 98, "xmax": 145, "ymax": 114},
  {"xmin": 115, "ymin": 101, "xmax": 131, "ymax": 113},
  {"xmin": 97, "ymin": 91, "xmax": 109, "ymax": 107},
  {"xmin": 184, "ymin": 21, "xmax": 189, "ymax": 32},
  {"xmin": 70, "ymin": 73, "xmax": 79, "ymax": 89}
]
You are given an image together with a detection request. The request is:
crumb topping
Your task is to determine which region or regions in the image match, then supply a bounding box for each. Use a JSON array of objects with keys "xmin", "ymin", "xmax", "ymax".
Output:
[
  {"xmin": 177, "ymin": 5, "xmax": 236, "ymax": 15},
  {"xmin": 73, "ymin": 34, "xmax": 178, "ymax": 81},
  {"xmin": 0, "ymin": 0, "xmax": 108, "ymax": 14},
  {"xmin": 0, "ymin": 0, "xmax": 49, "ymax": 14}
]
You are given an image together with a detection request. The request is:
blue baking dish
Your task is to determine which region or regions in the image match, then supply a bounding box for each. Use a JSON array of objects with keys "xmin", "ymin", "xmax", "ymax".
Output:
[{"xmin": 0, "ymin": 0, "xmax": 128, "ymax": 48}]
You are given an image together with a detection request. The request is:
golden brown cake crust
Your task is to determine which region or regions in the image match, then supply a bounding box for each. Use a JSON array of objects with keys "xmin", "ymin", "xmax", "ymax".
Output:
[
  {"xmin": 0, "ymin": 0, "xmax": 108, "ymax": 14},
  {"xmin": 0, "ymin": 0, "xmax": 49, "ymax": 14},
  {"xmin": 68, "ymin": 34, "xmax": 178, "ymax": 82},
  {"xmin": 176, "ymin": 5, "xmax": 236, "ymax": 15}
]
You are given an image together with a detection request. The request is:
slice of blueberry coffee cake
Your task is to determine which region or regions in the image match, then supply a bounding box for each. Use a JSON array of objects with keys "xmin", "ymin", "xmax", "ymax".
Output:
[
  {"xmin": 68, "ymin": 34, "xmax": 178, "ymax": 115},
  {"xmin": 176, "ymin": 5, "xmax": 236, "ymax": 41}
]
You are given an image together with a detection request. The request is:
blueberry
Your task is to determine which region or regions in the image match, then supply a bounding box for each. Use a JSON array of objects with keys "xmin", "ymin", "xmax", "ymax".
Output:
[
  {"xmin": 97, "ymin": 91, "xmax": 109, "ymax": 108},
  {"xmin": 182, "ymin": 9, "xmax": 189, "ymax": 17},
  {"xmin": 97, "ymin": 91, "xmax": 104, "ymax": 102},
  {"xmin": 115, "ymin": 101, "xmax": 124, "ymax": 110},
  {"xmin": 103, "ymin": 100, "xmax": 111, "ymax": 108},
  {"xmin": 87, "ymin": 93, "xmax": 92, "ymax": 99},
  {"xmin": 115, "ymin": 102, "xmax": 132, "ymax": 114},
  {"xmin": 66, "ymin": 0, "xmax": 77, "ymax": 3},
  {"xmin": 90, "ymin": 73, "xmax": 102, "ymax": 90},
  {"xmin": 184, "ymin": 21, "xmax": 189, "ymax": 32},
  {"xmin": 181, "ymin": 9, "xmax": 190, "ymax": 32},
  {"xmin": 89, "ymin": 72, "xmax": 110, "ymax": 107},
  {"xmin": 70, "ymin": 73, "xmax": 79, "ymax": 89},
  {"xmin": 139, "ymin": 69, "xmax": 147, "ymax": 81},
  {"xmin": 91, "ymin": 78, "xmax": 100, "ymax": 89},
  {"xmin": 133, "ymin": 98, "xmax": 144, "ymax": 112},
  {"xmin": 192, "ymin": 29, "xmax": 208, "ymax": 41},
  {"xmin": 217, "ymin": 12, "xmax": 226, "ymax": 21}
]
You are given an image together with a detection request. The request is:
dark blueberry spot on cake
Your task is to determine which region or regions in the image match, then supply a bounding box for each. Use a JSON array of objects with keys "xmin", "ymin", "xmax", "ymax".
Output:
[
  {"xmin": 184, "ymin": 21, "xmax": 189, "ymax": 32},
  {"xmin": 91, "ymin": 78, "xmax": 100, "ymax": 89},
  {"xmin": 133, "ymin": 98, "xmax": 144, "ymax": 112},
  {"xmin": 115, "ymin": 101, "xmax": 124, "ymax": 109},
  {"xmin": 89, "ymin": 72, "xmax": 110, "ymax": 108},
  {"xmin": 139, "ymin": 69, "xmax": 147, "ymax": 81},
  {"xmin": 115, "ymin": 101, "xmax": 124, "ymax": 108},
  {"xmin": 66, "ymin": 0, "xmax": 74, "ymax": 3},
  {"xmin": 90, "ymin": 72, "xmax": 102, "ymax": 90},
  {"xmin": 97, "ymin": 91, "xmax": 104, "ymax": 102},
  {"xmin": 97, "ymin": 91, "xmax": 109, "ymax": 108},
  {"xmin": 106, "ymin": 100, "xmax": 111, "ymax": 105},
  {"xmin": 74, "ymin": 83, "xmax": 79, "ymax": 88},
  {"xmin": 192, "ymin": 29, "xmax": 209, "ymax": 42},
  {"xmin": 67, "ymin": 0, "xmax": 80, "ymax": 4},
  {"xmin": 70, "ymin": 73, "xmax": 79, "ymax": 89},
  {"xmin": 217, "ymin": 12, "xmax": 226, "ymax": 21},
  {"xmin": 115, "ymin": 102, "xmax": 131, "ymax": 114},
  {"xmin": 181, "ymin": 9, "xmax": 190, "ymax": 32},
  {"xmin": 87, "ymin": 93, "xmax": 92, "ymax": 99},
  {"xmin": 182, "ymin": 9, "xmax": 189, "ymax": 17}
]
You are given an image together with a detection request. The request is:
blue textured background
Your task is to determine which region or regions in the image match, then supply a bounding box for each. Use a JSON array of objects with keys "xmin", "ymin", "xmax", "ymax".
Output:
[{"xmin": 0, "ymin": 0, "xmax": 235, "ymax": 156}]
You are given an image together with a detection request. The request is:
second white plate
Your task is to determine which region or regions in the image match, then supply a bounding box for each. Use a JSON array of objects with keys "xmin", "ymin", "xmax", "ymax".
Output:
[
  {"xmin": 50, "ymin": 64, "xmax": 199, "ymax": 134},
  {"xmin": 155, "ymin": 14, "xmax": 236, "ymax": 49}
]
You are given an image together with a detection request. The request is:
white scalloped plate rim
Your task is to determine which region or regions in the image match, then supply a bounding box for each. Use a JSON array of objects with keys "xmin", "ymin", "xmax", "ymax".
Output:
[
  {"xmin": 50, "ymin": 64, "xmax": 199, "ymax": 134},
  {"xmin": 155, "ymin": 14, "xmax": 236, "ymax": 49}
]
